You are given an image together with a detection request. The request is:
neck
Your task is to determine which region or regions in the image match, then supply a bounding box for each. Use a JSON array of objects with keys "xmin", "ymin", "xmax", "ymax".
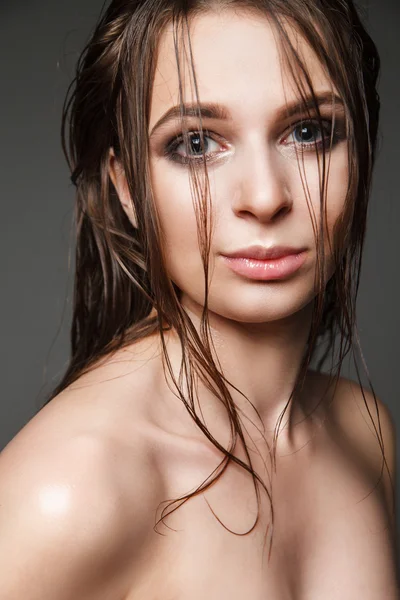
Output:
[{"xmin": 156, "ymin": 297, "xmax": 317, "ymax": 456}]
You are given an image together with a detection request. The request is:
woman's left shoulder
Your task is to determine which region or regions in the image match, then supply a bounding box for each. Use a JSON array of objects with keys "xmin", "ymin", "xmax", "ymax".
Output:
[{"xmin": 319, "ymin": 372, "xmax": 397, "ymax": 528}]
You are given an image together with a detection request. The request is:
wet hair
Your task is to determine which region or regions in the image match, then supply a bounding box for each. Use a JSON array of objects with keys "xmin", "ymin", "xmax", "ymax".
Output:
[{"xmin": 42, "ymin": 0, "xmax": 387, "ymax": 560}]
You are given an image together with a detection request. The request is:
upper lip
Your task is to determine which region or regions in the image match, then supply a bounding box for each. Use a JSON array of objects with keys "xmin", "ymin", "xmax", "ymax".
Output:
[{"xmin": 222, "ymin": 245, "xmax": 307, "ymax": 260}]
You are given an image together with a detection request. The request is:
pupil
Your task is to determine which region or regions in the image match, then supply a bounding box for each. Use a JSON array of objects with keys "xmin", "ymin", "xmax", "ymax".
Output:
[
  {"xmin": 189, "ymin": 134, "xmax": 205, "ymax": 155},
  {"xmin": 297, "ymin": 125, "xmax": 315, "ymax": 143}
]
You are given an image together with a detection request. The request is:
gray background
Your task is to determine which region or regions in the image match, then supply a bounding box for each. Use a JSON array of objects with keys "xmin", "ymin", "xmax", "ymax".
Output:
[{"xmin": 0, "ymin": 0, "xmax": 399, "ymax": 551}]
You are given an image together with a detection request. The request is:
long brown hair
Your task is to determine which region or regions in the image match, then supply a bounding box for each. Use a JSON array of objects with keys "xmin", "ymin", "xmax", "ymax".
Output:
[{"xmin": 42, "ymin": 0, "xmax": 386, "ymax": 560}]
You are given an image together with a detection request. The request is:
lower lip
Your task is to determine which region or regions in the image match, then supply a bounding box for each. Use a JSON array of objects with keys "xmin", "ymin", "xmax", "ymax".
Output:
[{"xmin": 222, "ymin": 251, "xmax": 307, "ymax": 280}]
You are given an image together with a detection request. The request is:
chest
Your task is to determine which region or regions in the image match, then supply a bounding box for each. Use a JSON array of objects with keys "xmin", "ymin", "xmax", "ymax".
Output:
[{"xmin": 124, "ymin": 437, "xmax": 398, "ymax": 600}]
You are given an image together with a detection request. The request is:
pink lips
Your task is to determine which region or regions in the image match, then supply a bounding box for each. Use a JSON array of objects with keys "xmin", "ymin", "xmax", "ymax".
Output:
[{"xmin": 221, "ymin": 246, "xmax": 308, "ymax": 280}]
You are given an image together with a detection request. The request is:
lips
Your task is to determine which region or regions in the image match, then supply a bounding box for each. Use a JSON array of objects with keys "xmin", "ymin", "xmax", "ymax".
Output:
[
  {"xmin": 221, "ymin": 249, "xmax": 308, "ymax": 280},
  {"xmin": 222, "ymin": 245, "xmax": 307, "ymax": 260}
]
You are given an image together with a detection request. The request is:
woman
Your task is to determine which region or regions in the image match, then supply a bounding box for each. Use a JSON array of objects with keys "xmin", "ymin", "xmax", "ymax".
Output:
[{"xmin": 0, "ymin": 0, "xmax": 398, "ymax": 597}]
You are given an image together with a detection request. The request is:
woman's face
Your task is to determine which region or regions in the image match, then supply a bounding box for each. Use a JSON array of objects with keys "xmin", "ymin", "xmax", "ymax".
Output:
[{"xmin": 146, "ymin": 9, "xmax": 349, "ymax": 324}]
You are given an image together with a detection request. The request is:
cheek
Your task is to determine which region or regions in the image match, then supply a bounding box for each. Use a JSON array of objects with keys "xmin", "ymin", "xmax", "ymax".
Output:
[
  {"xmin": 149, "ymin": 160, "xmax": 203, "ymax": 277},
  {"xmin": 294, "ymin": 149, "xmax": 349, "ymax": 237},
  {"xmin": 151, "ymin": 161, "xmax": 194, "ymax": 231},
  {"xmin": 323, "ymin": 152, "xmax": 349, "ymax": 248},
  {"xmin": 289, "ymin": 148, "xmax": 349, "ymax": 282}
]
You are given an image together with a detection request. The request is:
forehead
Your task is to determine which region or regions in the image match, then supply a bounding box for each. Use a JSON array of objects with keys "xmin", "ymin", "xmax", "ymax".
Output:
[{"xmin": 149, "ymin": 9, "xmax": 334, "ymax": 130}]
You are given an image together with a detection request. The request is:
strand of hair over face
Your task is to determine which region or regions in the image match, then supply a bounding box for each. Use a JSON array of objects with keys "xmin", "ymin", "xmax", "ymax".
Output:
[{"xmin": 41, "ymin": 0, "xmax": 391, "ymax": 564}]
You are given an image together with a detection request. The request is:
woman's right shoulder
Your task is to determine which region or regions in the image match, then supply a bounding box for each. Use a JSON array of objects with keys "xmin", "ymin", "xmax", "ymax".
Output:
[{"xmin": 0, "ymin": 373, "xmax": 163, "ymax": 599}]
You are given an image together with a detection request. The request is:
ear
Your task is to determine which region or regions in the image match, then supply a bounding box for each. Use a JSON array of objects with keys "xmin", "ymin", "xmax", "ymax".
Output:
[{"xmin": 108, "ymin": 148, "xmax": 138, "ymax": 228}]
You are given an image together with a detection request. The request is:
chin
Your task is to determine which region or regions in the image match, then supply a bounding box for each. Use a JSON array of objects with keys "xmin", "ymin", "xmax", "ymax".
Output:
[{"xmin": 180, "ymin": 284, "xmax": 316, "ymax": 326}]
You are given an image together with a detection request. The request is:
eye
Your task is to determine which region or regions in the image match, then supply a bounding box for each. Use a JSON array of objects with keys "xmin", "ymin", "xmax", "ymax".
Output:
[
  {"xmin": 164, "ymin": 130, "xmax": 223, "ymax": 165},
  {"xmin": 162, "ymin": 118, "xmax": 345, "ymax": 166},
  {"xmin": 284, "ymin": 119, "xmax": 336, "ymax": 149}
]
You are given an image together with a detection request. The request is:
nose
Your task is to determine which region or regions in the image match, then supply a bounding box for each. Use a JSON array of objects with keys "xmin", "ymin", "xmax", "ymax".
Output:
[{"xmin": 231, "ymin": 141, "xmax": 293, "ymax": 223}]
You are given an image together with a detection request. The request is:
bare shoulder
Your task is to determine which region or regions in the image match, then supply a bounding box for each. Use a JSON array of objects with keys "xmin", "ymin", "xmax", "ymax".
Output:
[
  {"xmin": 0, "ymin": 361, "xmax": 163, "ymax": 599},
  {"xmin": 315, "ymin": 371, "xmax": 397, "ymax": 528}
]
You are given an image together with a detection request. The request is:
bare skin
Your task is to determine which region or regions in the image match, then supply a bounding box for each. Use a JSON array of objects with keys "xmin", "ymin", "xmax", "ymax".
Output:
[
  {"xmin": 0, "ymin": 321, "xmax": 397, "ymax": 598},
  {"xmin": 110, "ymin": 8, "xmax": 350, "ymax": 451},
  {"xmin": 1, "ymin": 8, "xmax": 397, "ymax": 600},
  {"xmin": 9, "ymin": 331, "xmax": 396, "ymax": 600},
  {"xmin": 105, "ymin": 12, "xmax": 398, "ymax": 595}
]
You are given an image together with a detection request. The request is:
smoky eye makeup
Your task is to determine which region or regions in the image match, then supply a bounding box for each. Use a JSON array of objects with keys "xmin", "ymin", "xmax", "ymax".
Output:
[
  {"xmin": 161, "ymin": 129, "xmax": 224, "ymax": 165},
  {"xmin": 282, "ymin": 115, "xmax": 347, "ymax": 149},
  {"xmin": 157, "ymin": 112, "xmax": 347, "ymax": 167}
]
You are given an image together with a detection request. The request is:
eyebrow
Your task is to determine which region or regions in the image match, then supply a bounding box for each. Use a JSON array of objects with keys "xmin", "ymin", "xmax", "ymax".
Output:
[{"xmin": 149, "ymin": 92, "xmax": 345, "ymax": 138}]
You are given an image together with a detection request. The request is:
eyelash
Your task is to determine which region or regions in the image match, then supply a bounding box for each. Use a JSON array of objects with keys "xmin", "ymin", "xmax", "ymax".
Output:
[{"xmin": 163, "ymin": 119, "xmax": 345, "ymax": 166}]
